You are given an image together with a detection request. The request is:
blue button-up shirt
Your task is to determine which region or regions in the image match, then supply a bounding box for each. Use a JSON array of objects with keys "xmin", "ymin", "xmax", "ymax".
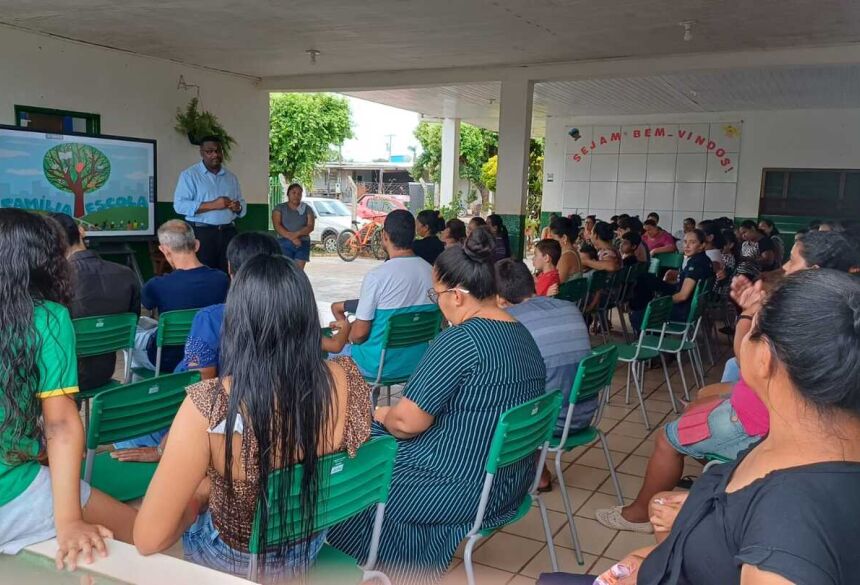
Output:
[{"xmin": 173, "ymin": 161, "xmax": 246, "ymax": 225}]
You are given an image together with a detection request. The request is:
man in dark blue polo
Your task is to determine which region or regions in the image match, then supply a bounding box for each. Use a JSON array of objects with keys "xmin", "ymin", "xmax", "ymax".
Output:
[{"xmin": 173, "ymin": 135, "xmax": 246, "ymax": 271}]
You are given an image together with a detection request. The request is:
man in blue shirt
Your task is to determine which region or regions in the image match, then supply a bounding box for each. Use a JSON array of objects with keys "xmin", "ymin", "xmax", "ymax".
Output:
[
  {"xmin": 173, "ymin": 135, "xmax": 246, "ymax": 271},
  {"xmin": 130, "ymin": 220, "xmax": 230, "ymax": 374}
]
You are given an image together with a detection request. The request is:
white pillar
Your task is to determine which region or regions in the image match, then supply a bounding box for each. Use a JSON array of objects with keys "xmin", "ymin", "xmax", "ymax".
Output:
[
  {"xmin": 440, "ymin": 118, "xmax": 461, "ymax": 207},
  {"xmin": 495, "ymin": 78, "xmax": 535, "ymax": 258}
]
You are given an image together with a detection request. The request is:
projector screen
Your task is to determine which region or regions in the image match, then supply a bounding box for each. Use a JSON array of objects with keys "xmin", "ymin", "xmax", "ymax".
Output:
[{"xmin": 0, "ymin": 125, "xmax": 156, "ymax": 237}]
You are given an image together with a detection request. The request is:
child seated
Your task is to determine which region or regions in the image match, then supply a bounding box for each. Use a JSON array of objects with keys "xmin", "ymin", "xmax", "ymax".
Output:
[
  {"xmin": 620, "ymin": 232, "xmax": 643, "ymax": 267},
  {"xmin": 533, "ymin": 238, "xmax": 562, "ymax": 296}
]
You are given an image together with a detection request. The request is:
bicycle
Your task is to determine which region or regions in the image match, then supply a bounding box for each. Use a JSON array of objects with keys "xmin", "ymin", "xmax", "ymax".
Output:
[{"xmin": 336, "ymin": 220, "xmax": 388, "ymax": 262}]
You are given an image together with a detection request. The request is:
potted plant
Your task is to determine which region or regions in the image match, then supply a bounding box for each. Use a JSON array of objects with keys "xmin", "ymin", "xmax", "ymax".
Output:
[{"xmin": 174, "ymin": 97, "xmax": 236, "ymax": 159}]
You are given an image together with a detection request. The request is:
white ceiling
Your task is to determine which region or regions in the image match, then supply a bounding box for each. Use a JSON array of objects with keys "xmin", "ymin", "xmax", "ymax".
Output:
[
  {"xmin": 1, "ymin": 0, "xmax": 859, "ymax": 77},
  {"xmin": 345, "ymin": 64, "xmax": 860, "ymax": 135}
]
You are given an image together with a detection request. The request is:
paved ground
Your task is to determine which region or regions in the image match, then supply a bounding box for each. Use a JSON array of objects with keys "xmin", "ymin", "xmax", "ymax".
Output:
[{"xmin": 305, "ymin": 254, "xmax": 382, "ymax": 323}]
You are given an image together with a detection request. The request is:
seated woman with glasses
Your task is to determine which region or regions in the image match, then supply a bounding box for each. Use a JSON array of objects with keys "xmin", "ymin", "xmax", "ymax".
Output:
[{"xmin": 329, "ymin": 226, "xmax": 546, "ymax": 585}]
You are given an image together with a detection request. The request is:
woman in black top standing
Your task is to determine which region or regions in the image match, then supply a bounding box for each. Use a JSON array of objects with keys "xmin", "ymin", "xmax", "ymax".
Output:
[
  {"xmin": 412, "ymin": 209, "xmax": 446, "ymax": 265},
  {"xmin": 541, "ymin": 268, "xmax": 860, "ymax": 585}
]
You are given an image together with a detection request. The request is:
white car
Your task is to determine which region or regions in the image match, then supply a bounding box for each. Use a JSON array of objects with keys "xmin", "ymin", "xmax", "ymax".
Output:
[{"xmin": 304, "ymin": 197, "xmax": 364, "ymax": 252}]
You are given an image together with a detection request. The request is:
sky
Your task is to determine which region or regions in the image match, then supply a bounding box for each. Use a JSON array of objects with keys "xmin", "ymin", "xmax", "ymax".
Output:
[{"xmin": 339, "ymin": 96, "xmax": 421, "ymax": 162}]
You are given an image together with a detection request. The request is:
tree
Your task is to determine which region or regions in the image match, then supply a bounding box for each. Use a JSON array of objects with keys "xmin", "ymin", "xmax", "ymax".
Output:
[
  {"xmin": 412, "ymin": 121, "xmax": 498, "ymax": 209},
  {"xmin": 269, "ymin": 93, "xmax": 353, "ymax": 188},
  {"xmin": 480, "ymin": 138, "xmax": 545, "ymax": 218},
  {"xmin": 43, "ymin": 143, "xmax": 110, "ymax": 218}
]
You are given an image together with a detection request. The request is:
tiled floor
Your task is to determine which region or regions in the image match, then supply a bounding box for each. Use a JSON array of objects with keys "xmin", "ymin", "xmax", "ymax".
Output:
[{"xmin": 432, "ymin": 336, "xmax": 730, "ymax": 585}]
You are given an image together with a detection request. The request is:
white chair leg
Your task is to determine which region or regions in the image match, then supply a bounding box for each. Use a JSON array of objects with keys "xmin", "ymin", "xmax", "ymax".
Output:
[
  {"xmin": 536, "ymin": 494, "xmax": 561, "ymax": 570},
  {"xmin": 631, "ymin": 361, "xmax": 651, "ymax": 430},
  {"xmin": 463, "ymin": 535, "xmax": 482, "ymax": 585},
  {"xmin": 675, "ymin": 353, "xmax": 690, "ymax": 402},
  {"xmin": 362, "ymin": 570, "xmax": 392, "ymax": 585},
  {"xmin": 659, "ymin": 354, "xmax": 679, "ymax": 414},
  {"xmin": 554, "ymin": 451, "xmax": 583, "ymax": 565},
  {"xmin": 624, "ymin": 362, "xmax": 632, "ymax": 405},
  {"xmin": 598, "ymin": 431, "xmax": 624, "ymax": 505}
]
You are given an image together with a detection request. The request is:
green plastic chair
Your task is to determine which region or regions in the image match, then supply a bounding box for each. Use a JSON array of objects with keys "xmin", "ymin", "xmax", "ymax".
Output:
[
  {"xmin": 365, "ymin": 310, "xmax": 442, "ymax": 405},
  {"xmin": 247, "ymin": 436, "xmax": 398, "ymax": 585},
  {"xmin": 648, "ymin": 257, "xmax": 661, "ymax": 275},
  {"xmin": 703, "ymin": 452, "xmax": 732, "ymax": 473},
  {"xmin": 72, "ymin": 312, "xmax": 138, "ymax": 427},
  {"xmin": 653, "ymin": 252, "xmax": 683, "ymax": 271},
  {"xmin": 656, "ymin": 286, "xmax": 710, "ymax": 400},
  {"xmin": 82, "ymin": 371, "xmax": 201, "ymax": 501},
  {"xmin": 608, "ymin": 296, "xmax": 677, "ymax": 430},
  {"xmin": 543, "ymin": 346, "xmax": 621, "ymax": 565},
  {"xmin": 462, "ymin": 391, "xmax": 563, "ymax": 584},
  {"xmin": 556, "ymin": 278, "xmax": 589, "ymax": 309},
  {"xmin": 133, "ymin": 308, "xmax": 200, "ymax": 379}
]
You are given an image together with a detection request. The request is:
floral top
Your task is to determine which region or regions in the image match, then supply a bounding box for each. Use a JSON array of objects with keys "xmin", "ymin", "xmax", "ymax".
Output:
[{"xmin": 186, "ymin": 356, "xmax": 372, "ymax": 550}]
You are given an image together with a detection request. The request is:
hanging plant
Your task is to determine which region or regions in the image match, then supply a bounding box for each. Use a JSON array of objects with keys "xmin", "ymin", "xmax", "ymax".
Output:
[{"xmin": 174, "ymin": 97, "xmax": 236, "ymax": 160}]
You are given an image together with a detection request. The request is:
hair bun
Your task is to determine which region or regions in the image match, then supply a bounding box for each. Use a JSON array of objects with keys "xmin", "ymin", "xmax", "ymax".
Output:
[
  {"xmin": 463, "ymin": 226, "xmax": 495, "ymax": 263},
  {"xmin": 848, "ymin": 292, "xmax": 860, "ymax": 337}
]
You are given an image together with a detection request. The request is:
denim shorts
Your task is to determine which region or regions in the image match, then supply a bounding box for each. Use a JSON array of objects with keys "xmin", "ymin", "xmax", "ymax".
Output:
[
  {"xmin": 664, "ymin": 399, "xmax": 759, "ymax": 460},
  {"xmin": 279, "ymin": 238, "xmax": 311, "ymax": 262},
  {"xmin": 182, "ymin": 510, "xmax": 326, "ymax": 580},
  {"xmin": 0, "ymin": 466, "xmax": 92, "ymax": 554}
]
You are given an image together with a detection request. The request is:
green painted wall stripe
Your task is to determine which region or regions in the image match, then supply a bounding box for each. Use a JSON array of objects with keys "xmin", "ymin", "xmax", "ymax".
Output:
[{"xmin": 499, "ymin": 213, "xmax": 526, "ymax": 260}]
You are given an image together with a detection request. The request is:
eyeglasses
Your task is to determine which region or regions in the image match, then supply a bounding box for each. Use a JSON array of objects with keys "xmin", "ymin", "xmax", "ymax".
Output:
[{"xmin": 426, "ymin": 287, "xmax": 470, "ymax": 304}]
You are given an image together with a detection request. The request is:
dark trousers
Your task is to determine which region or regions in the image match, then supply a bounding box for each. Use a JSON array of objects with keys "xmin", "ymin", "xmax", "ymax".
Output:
[{"xmin": 193, "ymin": 224, "xmax": 237, "ymax": 273}]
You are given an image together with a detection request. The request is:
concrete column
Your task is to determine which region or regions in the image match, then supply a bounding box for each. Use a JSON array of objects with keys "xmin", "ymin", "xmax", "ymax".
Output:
[
  {"xmin": 495, "ymin": 78, "xmax": 535, "ymax": 259},
  {"xmin": 440, "ymin": 118, "xmax": 461, "ymax": 207},
  {"xmin": 539, "ymin": 116, "xmax": 565, "ymax": 232}
]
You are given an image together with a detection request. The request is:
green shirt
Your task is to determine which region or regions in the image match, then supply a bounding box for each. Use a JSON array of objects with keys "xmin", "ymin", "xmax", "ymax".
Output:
[{"xmin": 0, "ymin": 301, "xmax": 78, "ymax": 506}]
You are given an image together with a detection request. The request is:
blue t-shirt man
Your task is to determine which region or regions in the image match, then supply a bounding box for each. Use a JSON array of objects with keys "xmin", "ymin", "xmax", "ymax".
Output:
[{"xmin": 142, "ymin": 266, "xmax": 229, "ymax": 371}]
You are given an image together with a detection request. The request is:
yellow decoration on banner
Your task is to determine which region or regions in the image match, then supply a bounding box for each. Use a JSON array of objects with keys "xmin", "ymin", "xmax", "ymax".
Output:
[{"xmin": 723, "ymin": 124, "xmax": 741, "ymax": 139}]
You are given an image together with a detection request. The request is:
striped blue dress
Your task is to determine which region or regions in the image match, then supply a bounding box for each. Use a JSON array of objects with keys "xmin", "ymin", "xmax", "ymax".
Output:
[{"xmin": 328, "ymin": 317, "xmax": 546, "ymax": 584}]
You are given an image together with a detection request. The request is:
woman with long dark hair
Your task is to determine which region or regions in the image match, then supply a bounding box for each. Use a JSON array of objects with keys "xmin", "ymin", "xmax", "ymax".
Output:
[
  {"xmin": 134, "ymin": 254, "xmax": 371, "ymax": 579},
  {"xmin": 413, "ymin": 209, "xmax": 446, "ymax": 264},
  {"xmin": 0, "ymin": 209, "xmax": 136, "ymax": 568},
  {"xmin": 329, "ymin": 227, "xmax": 545, "ymax": 584},
  {"xmin": 757, "ymin": 218, "xmax": 785, "ymax": 264},
  {"xmin": 486, "ymin": 213, "xmax": 511, "ymax": 261}
]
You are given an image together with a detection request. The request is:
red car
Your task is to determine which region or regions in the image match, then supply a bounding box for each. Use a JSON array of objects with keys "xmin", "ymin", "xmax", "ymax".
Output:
[{"xmin": 356, "ymin": 194, "xmax": 407, "ymax": 221}]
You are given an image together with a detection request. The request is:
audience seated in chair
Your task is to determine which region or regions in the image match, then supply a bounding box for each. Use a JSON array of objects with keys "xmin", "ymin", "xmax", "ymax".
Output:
[
  {"xmin": 495, "ymin": 258, "xmax": 592, "ymax": 490},
  {"xmin": 0, "ymin": 209, "xmax": 136, "ymax": 567},
  {"xmin": 533, "ymin": 239, "xmax": 562, "ymax": 297},
  {"xmin": 131, "ymin": 220, "xmax": 229, "ymax": 374},
  {"xmin": 51, "ymin": 213, "xmax": 141, "ymax": 393},
  {"xmin": 596, "ymin": 228, "xmax": 860, "ymax": 533},
  {"xmin": 413, "ymin": 209, "xmax": 446, "ymax": 265},
  {"xmin": 115, "ymin": 232, "xmax": 352, "ymax": 463},
  {"xmin": 330, "ymin": 209, "xmax": 435, "ymax": 380},
  {"xmin": 327, "ymin": 228, "xmax": 546, "ymax": 585},
  {"xmin": 133, "ymin": 254, "xmax": 372, "ymax": 580},
  {"xmin": 546, "ymin": 268, "xmax": 860, "ymax": 585}
]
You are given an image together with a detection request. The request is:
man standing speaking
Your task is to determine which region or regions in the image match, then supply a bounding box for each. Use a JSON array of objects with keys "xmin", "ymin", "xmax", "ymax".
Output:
[{"xmin": 173, "ymin": 135, "xmax": 245, "ymax": 271}]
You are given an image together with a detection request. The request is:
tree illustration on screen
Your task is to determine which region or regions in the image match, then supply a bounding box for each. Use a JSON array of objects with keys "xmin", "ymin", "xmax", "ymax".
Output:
[{"xmin": 43, "ymin": 144, "xmax": 111, "ymax": 218}]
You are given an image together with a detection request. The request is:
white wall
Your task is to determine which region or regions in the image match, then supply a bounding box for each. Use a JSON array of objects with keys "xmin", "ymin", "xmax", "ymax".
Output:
[
  {"xmin": 543, "ymin": 108, "xmax": 860, "ymax": 232},
  {"xmin": 0, "ymin": 26, "xmax": 269, "ymax": 204}
]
